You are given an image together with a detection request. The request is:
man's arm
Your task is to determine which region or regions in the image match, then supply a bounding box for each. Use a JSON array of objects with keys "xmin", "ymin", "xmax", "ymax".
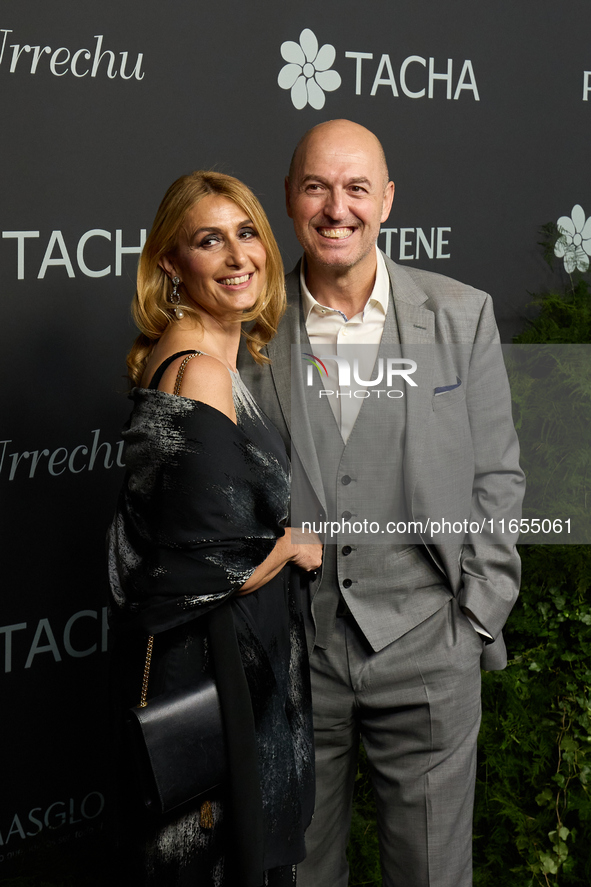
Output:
[{"xmin": 458, "ymin": 293, "xmax": 525, "ymax": 640}]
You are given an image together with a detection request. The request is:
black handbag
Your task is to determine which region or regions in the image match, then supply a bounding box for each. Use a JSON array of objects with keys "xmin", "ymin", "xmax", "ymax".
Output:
[{"xmin": 127, "ymin": 634, "xmax": 227, "ymax": 817}]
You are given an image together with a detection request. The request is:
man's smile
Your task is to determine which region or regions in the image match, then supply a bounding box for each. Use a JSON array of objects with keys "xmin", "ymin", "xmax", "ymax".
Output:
[{"xmin": 316, "ymin": 227, "xmax": 355, "ymax": 240}]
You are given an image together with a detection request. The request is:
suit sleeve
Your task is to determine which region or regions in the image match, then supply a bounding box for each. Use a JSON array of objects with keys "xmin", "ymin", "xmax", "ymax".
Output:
[{"xmin": 457, "ymin": 294, "xmax": 526, "ymax": 639}]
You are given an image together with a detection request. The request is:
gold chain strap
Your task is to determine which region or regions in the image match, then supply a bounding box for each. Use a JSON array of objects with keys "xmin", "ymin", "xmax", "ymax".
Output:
[
  {"xmin": 139, "ymin": 634, "xmax": 154, "ymax": 708},
  {"xmin": 173, "ymin": 352, "xmax": 201, "ymax": 396}
]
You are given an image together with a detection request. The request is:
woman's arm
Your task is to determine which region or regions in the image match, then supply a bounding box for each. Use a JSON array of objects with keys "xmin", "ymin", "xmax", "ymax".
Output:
[{"xmin": 152, "ymin": 354, "xmax": 322, "ymax": 595}]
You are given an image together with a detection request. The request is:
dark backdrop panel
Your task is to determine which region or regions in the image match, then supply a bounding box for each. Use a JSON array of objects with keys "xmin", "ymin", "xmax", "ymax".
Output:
[{"xmin": 0, "ymin": 0, "xmax": 589, "ymax": 870}]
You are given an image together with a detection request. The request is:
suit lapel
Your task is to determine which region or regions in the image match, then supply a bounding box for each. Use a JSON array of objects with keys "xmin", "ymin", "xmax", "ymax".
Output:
[
  {"xmin": 384, "ymin": 256, "xmax": 435, "ymax": 512},
  {"xmin": 266, "ymin": 305, "xmax": 295, "ymax": 436},
  {"xmin": 268, "ymin": 266, "xmax": 327, "ymax": 511}
]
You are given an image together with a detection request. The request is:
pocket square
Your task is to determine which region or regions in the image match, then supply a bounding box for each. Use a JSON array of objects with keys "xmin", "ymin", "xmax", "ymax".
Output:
[{"xmin": 434, "ymin": 376, "xmax": 462, "ymax": 395}]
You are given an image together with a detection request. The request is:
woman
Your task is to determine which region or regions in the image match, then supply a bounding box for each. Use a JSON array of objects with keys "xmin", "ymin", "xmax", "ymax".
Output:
[{"xmin": 108, "ymin": 171, "xmax": 322, "ymax": 887}]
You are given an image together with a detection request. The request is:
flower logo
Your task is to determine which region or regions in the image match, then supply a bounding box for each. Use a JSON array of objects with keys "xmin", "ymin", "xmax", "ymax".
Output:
[
  {"xmin": 554, "ymin": 204, "xmax": 591, "ymax": 273},
  {"xmin": 278, "ymin": 29, "xmax": 341, "ymax": 110}
]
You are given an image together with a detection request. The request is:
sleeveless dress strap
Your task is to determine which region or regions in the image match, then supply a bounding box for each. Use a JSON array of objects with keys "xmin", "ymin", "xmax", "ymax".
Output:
[{"xmin": 148, "ymin": 350, "xmax": 202, "ymax": 390}]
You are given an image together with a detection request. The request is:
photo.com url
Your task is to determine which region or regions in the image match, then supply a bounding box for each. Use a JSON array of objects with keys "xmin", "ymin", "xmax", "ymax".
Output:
[{"xmin": 301, "ymin": 517, "xmax": 572, "ymax": 537}]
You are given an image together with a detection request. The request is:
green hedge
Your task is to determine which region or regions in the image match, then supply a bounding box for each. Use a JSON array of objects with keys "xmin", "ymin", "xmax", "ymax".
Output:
[{"xmin": 475, "ymin": 545, "xmax": 591, "ymax": 885}]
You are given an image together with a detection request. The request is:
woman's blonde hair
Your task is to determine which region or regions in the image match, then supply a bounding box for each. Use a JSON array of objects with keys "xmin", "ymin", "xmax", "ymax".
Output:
[{"xmin": 127, "ymin": 170, "xmax": 286, "ymax": 384}]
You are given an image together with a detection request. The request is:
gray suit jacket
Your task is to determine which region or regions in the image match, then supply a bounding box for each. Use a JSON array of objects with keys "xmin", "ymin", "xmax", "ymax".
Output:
[{"xmin": 239, "ymin": 253, "xmax": 525, "ymax": 671}]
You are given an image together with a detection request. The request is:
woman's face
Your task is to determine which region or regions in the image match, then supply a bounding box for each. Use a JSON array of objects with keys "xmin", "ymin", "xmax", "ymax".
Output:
[{"xmin": 163, "ymin": 194, "xmax": 267, "ymax": 322}]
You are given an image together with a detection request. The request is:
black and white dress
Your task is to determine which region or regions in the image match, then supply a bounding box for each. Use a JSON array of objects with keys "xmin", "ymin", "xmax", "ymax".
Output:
[{"xmin": 108, "ymin": 351, "xmax": 314, "ymax": 887}]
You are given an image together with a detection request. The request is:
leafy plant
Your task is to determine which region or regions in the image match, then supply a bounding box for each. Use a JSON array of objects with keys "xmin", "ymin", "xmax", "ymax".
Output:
[
  {"xmin": 516, "ymin": 222, "xmax": 591, "ymax": 345},
  {"xmin": 475, "ymin": 546, "xmax": 591, "ymax": 886}
]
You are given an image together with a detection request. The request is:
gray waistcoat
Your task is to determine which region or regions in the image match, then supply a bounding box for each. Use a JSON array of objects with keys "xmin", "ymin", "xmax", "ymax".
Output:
[{"xmin": 301, "ymin": 296, "xmax": 451, "ymax": 652}]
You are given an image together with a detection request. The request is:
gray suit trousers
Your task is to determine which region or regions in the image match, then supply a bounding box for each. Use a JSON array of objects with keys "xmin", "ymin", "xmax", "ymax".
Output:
[{"xmin": 297, "ymin": 597, "xmax": 483, "ymax": 887}]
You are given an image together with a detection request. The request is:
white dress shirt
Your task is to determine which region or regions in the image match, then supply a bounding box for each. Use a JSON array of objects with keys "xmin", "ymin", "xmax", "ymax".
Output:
[{"xmin": 301, "ymin": 247, "xmax": 390, "ymax": 443}]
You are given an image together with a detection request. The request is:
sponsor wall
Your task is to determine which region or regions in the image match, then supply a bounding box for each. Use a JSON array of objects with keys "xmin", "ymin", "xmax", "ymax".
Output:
[{"xmin": 0, "ymin": 0, "xmax": 589, "ymax": 871}]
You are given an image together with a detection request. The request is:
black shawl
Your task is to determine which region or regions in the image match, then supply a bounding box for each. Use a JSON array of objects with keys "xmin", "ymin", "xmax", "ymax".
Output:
[{"xmin": 108, "ymin": 386, "xmax": 292, "ymax": 886}]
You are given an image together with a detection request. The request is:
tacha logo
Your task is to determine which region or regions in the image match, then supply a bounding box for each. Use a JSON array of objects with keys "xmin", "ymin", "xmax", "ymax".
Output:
[
  {"xmin": 278, "ymin": 28, "xmax": 480, "ymax": 110},
  {"xmin": 278, "ymin": 29, "xmax": 341, "ymax": 110}
]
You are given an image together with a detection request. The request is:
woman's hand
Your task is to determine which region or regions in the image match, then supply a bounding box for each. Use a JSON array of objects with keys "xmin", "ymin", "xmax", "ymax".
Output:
[
  {"xmin": 286, "ymin": 527, "xmax": 323, "ymax": 572},
  {"xmin": 238, "ymin": 527, "xmax": 323, "ymax": 594}
]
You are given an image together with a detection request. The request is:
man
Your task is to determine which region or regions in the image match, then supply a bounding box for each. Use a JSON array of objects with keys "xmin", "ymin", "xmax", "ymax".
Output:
[{"xmin": 239, "ymin": 119, "xmax": 524, "ymax": 887}]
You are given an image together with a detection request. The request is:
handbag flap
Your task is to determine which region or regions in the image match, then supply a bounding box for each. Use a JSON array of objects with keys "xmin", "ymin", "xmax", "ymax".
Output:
[{"xmin": 127, "ymin": 678, "xmax": 226, "ymax": 814}]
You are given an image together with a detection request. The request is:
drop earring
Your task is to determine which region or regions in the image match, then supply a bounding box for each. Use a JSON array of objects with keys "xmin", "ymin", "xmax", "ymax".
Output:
[{"xmin": 168, "ymin": 276, "xmax": 185, "ymax": 319}]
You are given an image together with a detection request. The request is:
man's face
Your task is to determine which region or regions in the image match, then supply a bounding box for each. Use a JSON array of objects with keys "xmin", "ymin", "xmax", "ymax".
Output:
[{"xmin": 286, "ymin": 124, "xmax": 394, "ymax": 274}]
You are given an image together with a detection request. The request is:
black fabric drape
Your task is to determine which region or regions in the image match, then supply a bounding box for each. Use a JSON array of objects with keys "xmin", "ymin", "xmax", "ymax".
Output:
[
  {"xmin": 108, "ymin": 382, "xmax": 293, "ymax": 886},
  {"xmin": 208, "ymin": 603, "xmax": 264, "ymax": 886}
]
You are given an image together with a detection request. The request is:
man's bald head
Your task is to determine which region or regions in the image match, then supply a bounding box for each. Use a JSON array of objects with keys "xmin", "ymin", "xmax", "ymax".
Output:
[
  {"xmin": 287, "ymin": 119, "xmax": 390, "ymax": 190},
  {"xmin": 285, "ymin": 118, "xmax": 395, "ymax": 281}
]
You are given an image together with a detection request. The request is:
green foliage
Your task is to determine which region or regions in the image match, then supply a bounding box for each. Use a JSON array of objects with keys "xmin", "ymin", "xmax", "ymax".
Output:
[
  {"xmin": 514, "ymin": 277, "xmax": 591, "ymax": 345},
  {"xmin": 515, "ymin": 222, "xmax": 591, "ymax": 345},
  {"xmin": 475, "ymin": 545, "xmax": 591, "ymax": 886}
]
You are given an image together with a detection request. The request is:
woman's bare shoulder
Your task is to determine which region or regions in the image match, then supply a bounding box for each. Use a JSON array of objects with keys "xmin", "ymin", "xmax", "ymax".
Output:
[{"xmin": 159, "ymin": 353, "xmax": 236, "ymax": 422}]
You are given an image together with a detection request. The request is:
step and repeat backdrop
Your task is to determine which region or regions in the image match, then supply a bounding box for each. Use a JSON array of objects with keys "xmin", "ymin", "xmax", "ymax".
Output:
[{"xmin": 0, "ymin": 0, "xmax": 589, "ymax": 872}]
